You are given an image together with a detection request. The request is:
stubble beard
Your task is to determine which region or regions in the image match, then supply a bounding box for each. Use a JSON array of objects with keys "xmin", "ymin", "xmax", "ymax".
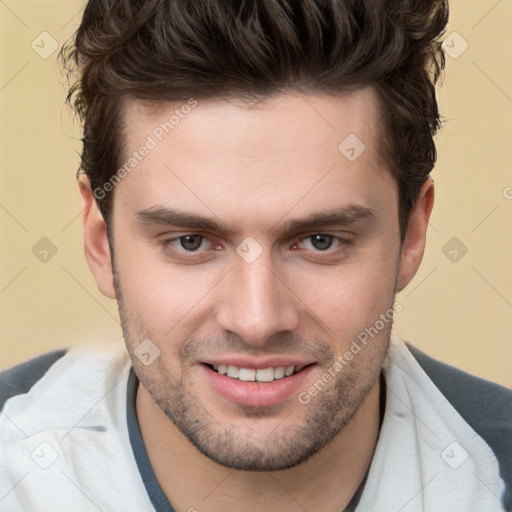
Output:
[{"xmin": 113, "ymin": 265, "xmax": 391, "ymax": 472}]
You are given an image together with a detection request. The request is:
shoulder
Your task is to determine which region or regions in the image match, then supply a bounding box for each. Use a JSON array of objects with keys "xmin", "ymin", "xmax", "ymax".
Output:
[
  {"xmin": 407, "ymin": 343, "xmax": 512, "ymax": 428},
  {"xmin": 0, "ymin": 349, "xmax": 68, "ymax": 412},
  {"xmin": 0, "ymin": 346, "xmax": 152, "ymax": 511},
  {"xmin": 407, "ymin": 343, "xmax": 512, "ymax": 509}
]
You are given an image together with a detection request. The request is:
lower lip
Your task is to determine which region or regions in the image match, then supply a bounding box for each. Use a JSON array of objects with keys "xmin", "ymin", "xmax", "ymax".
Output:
[{"xmin": 200, "ymin": 364, "xmax": 316, "ymax": 407}]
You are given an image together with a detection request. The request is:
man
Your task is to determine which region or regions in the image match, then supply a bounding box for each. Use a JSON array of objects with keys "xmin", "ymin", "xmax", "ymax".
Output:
[{"xmin": 0, "ymin": 0, "xmax": 510, "ymax": 511}]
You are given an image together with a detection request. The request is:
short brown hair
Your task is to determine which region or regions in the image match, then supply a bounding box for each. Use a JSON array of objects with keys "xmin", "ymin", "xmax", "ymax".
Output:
[{"xmin": 61, "ymin": 0, "xmax": 449, "ymax": 240}]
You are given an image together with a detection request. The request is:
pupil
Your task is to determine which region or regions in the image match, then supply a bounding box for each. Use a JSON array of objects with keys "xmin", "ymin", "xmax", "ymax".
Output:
[
  {"xmin": 181, "ymin": 235, "xmax": 203, "ymax": 251},
  {"xmin": 311, "ymin": 234, "xmax": 333, "ymax": 250}
]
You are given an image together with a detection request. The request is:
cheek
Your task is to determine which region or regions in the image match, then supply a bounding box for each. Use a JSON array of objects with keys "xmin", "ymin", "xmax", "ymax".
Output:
[
  {"xmin": 114, "ymin": 233, "xmax": 224, "ymax": 335},
  {"xmin": 294, "ymin": 248, "xmax": 398, "ymax": 339}
]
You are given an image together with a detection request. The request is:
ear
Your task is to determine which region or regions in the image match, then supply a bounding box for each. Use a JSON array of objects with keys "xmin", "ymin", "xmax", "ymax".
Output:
[
  {"xmin": 78, "ymin": 174, "xmax": 116, "ymax": 299},
  {"xmin": 396, "ymin": 179, "xmax": 435, "ymax": 292}
]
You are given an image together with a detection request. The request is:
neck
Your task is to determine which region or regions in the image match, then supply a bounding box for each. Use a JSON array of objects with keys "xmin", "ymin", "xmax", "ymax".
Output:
[{"xmin": 136, "ymin": 377, "xmax": 382, "ymax": 512}]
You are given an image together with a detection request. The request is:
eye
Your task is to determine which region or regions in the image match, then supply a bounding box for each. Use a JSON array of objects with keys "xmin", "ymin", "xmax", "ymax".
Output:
[
  {"xmin": 174, "ymin": 234, "xmax": 207, "ymax": 251},
  {"xmin": 301, "ymin": 234, "xmax": 338, "ymax": 251},
  {"xmin": 159, "ymin": 234, "xmax": 222, "ymax": 262}
]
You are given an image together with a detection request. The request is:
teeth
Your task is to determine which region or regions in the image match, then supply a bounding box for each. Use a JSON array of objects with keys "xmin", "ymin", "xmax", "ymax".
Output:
[
  {"xmin": 274, "ymin": 367, "xmax": 285, "ymax": 379},
  {"xmin": 227, "ymin": 365, "xmax": 239, "ymax": 378},
  {"xmin": 256, "ymin": 368, "xmax": 274, "ymax": 382},
  {"xmin": 212, "ymin": 364, "xmax": 299, "ymax": 381},
  {"xmin": 284, "ymin": 366, "xmax": 295, "ymax": 377},
  {"xmin": 239, "ymin": 368, "xmax": 256, "ymax": 381}
]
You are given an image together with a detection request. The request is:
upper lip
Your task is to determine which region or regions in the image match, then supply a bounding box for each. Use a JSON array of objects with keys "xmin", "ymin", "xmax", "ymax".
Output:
[{"xmin": 200, "ymin": 357, "xmax": 315, "ymax": 370}]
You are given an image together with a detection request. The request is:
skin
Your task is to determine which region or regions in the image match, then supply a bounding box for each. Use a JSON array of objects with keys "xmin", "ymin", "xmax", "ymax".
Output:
[{"xmin": 79, "ymin": 87, "xmax": 434, "ymax": 511}]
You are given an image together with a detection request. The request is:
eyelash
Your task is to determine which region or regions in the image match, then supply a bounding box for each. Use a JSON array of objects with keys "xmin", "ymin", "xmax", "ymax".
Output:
[{"xmin": 159, "ymin": 233, "xmax": 351, "ymax": 262}]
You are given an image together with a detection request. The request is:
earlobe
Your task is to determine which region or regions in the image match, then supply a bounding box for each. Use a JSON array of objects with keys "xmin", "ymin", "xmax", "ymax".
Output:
[
  {"xmin": 78, "ymin": 174, "xmax": 116, "ymax": 299},
  {"xmin": 396, "ymin": 179, "xmax": 435, "ymax": 293}
]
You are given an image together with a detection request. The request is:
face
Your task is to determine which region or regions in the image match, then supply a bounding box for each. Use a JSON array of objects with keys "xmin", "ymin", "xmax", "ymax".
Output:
[{"xmin": 107, "ymin": 88, "xmax": 403, "ymax": 471}]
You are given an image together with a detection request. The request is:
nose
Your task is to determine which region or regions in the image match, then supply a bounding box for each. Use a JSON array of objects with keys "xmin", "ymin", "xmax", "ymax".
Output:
[{"xmin": 216, "ymin": 254, "xmax": 300, "ymax": 346}]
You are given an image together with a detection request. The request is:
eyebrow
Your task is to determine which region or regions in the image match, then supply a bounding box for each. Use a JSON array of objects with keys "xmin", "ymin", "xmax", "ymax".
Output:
[{"xmin": 135, "ymin": 204, "xmax": 377, "ymax": 235}]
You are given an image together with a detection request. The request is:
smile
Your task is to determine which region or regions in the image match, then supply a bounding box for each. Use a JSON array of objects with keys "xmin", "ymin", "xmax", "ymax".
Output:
[
  {"xmin": 201, "ymin": 362, "xmax": 317, "ymax": 407},
  {"xmin": 208, "ymin": 364, "xmax": 304, "ymax": 382}
]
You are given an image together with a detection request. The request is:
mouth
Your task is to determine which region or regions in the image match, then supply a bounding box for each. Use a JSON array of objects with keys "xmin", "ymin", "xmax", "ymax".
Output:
[
  {"xmin": 200, "ymin": 361, "xmax": 317, "ymax": 407},
  {"xmin": 205, "ymin": 363, "xmax": 307, "ymax": 382}
]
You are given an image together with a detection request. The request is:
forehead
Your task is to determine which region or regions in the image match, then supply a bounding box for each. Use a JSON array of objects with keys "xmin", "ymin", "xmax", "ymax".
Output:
[
  {"xmin": 122, "ymin": 87, "xmax": 382, "ymax": 158},
  {"xmin": 115, "ymin": 88, "xmax": 395, "ymax": 228}
]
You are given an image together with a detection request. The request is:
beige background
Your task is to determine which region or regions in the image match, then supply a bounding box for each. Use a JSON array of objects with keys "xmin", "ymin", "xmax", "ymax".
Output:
[{"xmin": 0, "ymin": 1, "xmax": 511, "ymax": 387}]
